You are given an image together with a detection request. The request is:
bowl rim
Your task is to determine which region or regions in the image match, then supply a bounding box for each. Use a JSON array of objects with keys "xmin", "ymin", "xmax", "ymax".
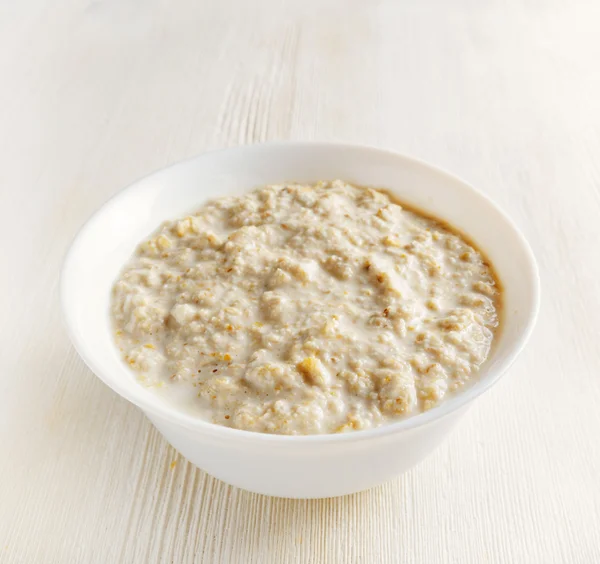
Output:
[{"xmin": 60, "ymin": 141, "xmax": 540, "ymax": 444}]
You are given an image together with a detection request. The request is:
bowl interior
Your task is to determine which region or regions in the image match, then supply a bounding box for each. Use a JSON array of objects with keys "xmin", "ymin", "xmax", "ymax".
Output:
[{"xmin": 61, "ymin": 143, "xmax": 539, "ymax": 437}]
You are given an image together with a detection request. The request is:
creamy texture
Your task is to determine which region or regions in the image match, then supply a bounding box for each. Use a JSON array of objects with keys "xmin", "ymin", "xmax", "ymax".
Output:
[{"xmin": 111, "ymin": 180, "xmax": 500, "ymax": 435}]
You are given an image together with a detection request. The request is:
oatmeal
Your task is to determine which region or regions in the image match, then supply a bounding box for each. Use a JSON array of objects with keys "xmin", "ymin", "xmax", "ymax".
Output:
[{"xmin": 111, "ymin": 180, "xmax": 501, "ymax": 435}]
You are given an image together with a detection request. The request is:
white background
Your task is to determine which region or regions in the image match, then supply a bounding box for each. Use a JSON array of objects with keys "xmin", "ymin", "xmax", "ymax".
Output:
[{"xmin": 1, "ymin": 0, "xmax": 599, "ymax": 562}]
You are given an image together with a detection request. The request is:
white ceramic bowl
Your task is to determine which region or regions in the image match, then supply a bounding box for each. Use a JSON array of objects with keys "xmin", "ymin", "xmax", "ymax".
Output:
[{"xmin": 61, "ymin": 142, "xmax": 539, "ymax": 498}]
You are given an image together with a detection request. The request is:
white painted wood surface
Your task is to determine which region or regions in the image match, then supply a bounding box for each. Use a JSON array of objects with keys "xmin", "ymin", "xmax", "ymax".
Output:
[{"xmin": 1, "ymin": 0, "xmax": 599, "ymax": 562}]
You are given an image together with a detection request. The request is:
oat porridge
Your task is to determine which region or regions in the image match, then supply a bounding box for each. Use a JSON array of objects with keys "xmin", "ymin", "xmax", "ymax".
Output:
[{"xmin": 111, "ymin": 180, "xmax": 501, "ymax": 435}]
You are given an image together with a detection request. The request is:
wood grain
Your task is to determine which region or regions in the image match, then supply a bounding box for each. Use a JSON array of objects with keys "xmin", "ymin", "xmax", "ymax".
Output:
[{"xmin": 1, "ymin": 0, "xmax": 599, "ymax": 562}]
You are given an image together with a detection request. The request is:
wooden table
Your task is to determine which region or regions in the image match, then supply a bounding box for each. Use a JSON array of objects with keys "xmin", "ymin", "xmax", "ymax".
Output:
[{"xmin": 2, "ymin": 1, "xmax": 599, "ymax": 562}]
